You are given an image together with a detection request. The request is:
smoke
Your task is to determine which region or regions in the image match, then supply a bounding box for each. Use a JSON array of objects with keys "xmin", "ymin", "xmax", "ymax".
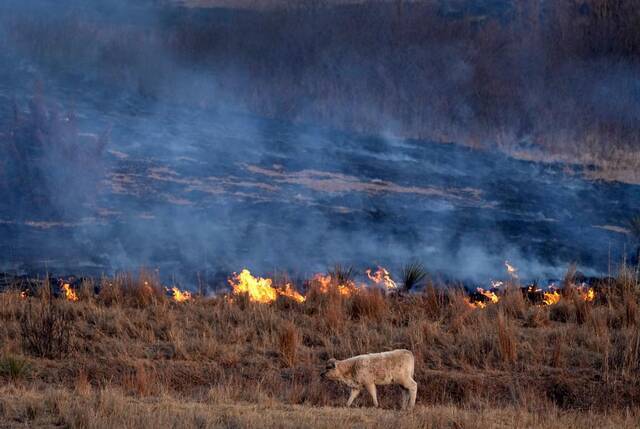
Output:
[{"xmin": 0, "ymin": 0, "xmax": 639, "ymax": 289}]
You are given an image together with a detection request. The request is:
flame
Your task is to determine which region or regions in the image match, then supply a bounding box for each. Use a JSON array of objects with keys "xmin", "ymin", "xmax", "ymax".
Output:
[
  {"xmin": 366, "ymin": 266, "xmax": 398, "ymax": 291},
  {"xmin": 61, "ymin": 283, "xmax": 78, "ymax": 301},
  {"xmin": 168, "ymin": 286, "xmax": 192, "ymax": 302},
  {"xmin": 585, "ymin": 288, "xmax": 596, "ymax": 302},
  {"xmin": 312, "ymin": 273, "xmax": 355, "ymax": 296},
  {"xmin": 465, "ymin": 297, "xmax": 486, "ymax": 309},
  {"xmin": 542, "ymin": 290, "xmax": 561, "ymax": 305},
  {"xmin": 279, "ymin": 283, "xmax": 306, "ymax": 303},
  {"xmin": 465, "ymin": 287, "xmax": 499, "ymax": 309},
  {"xmin": 577, "ymin": 285, "xmax": 596, "ymax": 302},
  {"xmin": 476, "ymin": 287, "xmax": 500, "ymax": 304},
  {"xmin": 228, "ymin": 269, "xmax": 305, "ymax": 303},
  {"xmin": 505, "ymin": 261, "xmax": 518, "ymax": 279}
]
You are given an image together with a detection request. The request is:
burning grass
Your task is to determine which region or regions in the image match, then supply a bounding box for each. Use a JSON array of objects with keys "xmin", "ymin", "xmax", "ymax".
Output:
[{"xmin": 0, "ymin": 266, "xmax": 638, "ymax": 427}]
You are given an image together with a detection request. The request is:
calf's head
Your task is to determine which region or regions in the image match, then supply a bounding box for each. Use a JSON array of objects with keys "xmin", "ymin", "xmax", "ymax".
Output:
[{"xmin": 321, "ymin": 358, "xmax": 340, "ymax": 381}]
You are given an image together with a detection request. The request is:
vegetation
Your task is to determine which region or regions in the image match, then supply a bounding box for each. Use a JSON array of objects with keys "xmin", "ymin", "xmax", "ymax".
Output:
[
  {"xmin": 19, "ymin": 286, "xmax": 72, "ymax": 358},
  {"xmin": 0, "ymin": 355, "xmax": 31, "ymax": 382},
  {"xmin": 0, "ymin": 266, "xmax": 639, "ymax": 427},
  {"xmin": 400, "ymin": 261, "xmax": 427, "ymax": 291},
  {"xmin": 328, "ymin": 264, "xmax": 355, "ymax": 286}
]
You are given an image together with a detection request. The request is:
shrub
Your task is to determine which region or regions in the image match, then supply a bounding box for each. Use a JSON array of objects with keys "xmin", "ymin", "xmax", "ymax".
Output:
[
  {"xmin": 19, "ymin": 291, "xmax": 73, "ymax": 358},
  {"xmin": 0, "ymin": 355, "xmax": 31, "ymax": 381},
  {"xmin": 349, "ymin": 289, "xmax": 387, "ymax": 321},
  {"xmin": 118, "ymin": 271, "xmax": 166, "ymax": 308},
  {"xmin": 279, "ymin": 322, "xmax": 300, "ymax": 368},
  {"xmin": 422, "ymin": 285, "xmax": 448, "ymax": 320},
  {"xmin": 550, "ymin": 301, "xmax": 571, "ymax": 323},
  {"xmin": 496, "ymin": 312, "xmax": 517, "ymax": 365}
]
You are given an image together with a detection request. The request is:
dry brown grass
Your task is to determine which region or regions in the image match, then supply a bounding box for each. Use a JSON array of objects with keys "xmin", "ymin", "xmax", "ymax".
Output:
[
  {"xmin": 0, "ymin": 268, "xmax": 639, "ymax": 427},
  {"xmin": 0, "ymin": 385, "xmax": 638, "ymax": 429},
  {"xmin": 6, "ymin": 385, "xmax": 640, "ymax": 429}
]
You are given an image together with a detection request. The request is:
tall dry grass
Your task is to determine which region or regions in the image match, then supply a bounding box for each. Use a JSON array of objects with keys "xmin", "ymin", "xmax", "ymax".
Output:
[{"xmin": 0, "ymin": 266, "xmax": 638, "ymax": 427}]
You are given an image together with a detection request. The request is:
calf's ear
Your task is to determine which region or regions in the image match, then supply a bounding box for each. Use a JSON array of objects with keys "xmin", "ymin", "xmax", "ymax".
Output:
[{"xmin": 326, "ymin": 358, "xmax": 337, "ymax": 369}]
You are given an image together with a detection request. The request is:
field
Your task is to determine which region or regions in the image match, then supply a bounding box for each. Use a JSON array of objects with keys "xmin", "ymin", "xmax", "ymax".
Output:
[{"xmin": 1, "ymin": 267, "xmax": 639, "ymax": 428}]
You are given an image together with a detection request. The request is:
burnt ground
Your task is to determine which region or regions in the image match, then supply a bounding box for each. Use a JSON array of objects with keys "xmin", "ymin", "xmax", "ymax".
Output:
[{"xmin": 0, "ymin": 54, "xmax": 639, "ymax": 288}]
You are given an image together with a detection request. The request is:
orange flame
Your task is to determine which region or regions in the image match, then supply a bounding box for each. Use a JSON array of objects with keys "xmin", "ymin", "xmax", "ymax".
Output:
[
  {"xmin": 577, "ymin": 285, "xmax": 596, "ymax": 302},
  {"xmin": 312, "ymin": 273, "xmax": 355, "ymax": 297},
  {"xmin": 366, "ymin": 266, "xmax": 398, "ymax": 291},
  {"xmin": 279, "ymin": 283, "xmax": 306, "ymax": 303},
  {"xmin": 465, "ymin": 297, "xmax": 486, "ymax": 309},
  {"xmin": 168, "ymin": 286, "xmax": 192, "ymax": 302},
  {"xmin": 228, "ymin": 269, "xmax": 305, "ymax": 303},
  {"xmin": 542, "ymin": 290, "xmax": 561, "ymax": 305},
  {"xmin": 61, "ymin": 283, "xmax": 78, "ymax": 301},
  {"xmin": 476, "ymin": 287, "xmax": 500, "ymax": 304}
]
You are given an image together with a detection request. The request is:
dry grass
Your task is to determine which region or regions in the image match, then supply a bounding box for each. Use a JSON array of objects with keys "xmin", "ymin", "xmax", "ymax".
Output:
[
  {"xmin": 0, "ymin": 268, "xmax": 639, "ymax": 427},
  {"xmin": 0, "ymin": 386, "xmax": 638, "ymax": 429}
]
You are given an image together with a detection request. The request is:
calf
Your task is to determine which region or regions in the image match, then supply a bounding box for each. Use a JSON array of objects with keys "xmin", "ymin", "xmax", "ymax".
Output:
[{"xmin": 321, "ymin": 349, "xmax": 417, "ymax": 410}]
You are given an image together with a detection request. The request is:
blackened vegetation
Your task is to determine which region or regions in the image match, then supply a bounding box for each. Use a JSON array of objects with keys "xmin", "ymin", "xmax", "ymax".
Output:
[
  {"xmin": 4, "ymin": 1, "xmax": 640, "ymax": 180},
  {"xmin": 0, "ymin": 90, "xmax": 108, "ymax": 217}
]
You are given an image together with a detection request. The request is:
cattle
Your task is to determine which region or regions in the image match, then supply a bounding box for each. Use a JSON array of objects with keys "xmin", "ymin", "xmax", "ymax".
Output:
[{"xmin": 321, "ymin": 349, "xmax": 417, "ymax": 410}]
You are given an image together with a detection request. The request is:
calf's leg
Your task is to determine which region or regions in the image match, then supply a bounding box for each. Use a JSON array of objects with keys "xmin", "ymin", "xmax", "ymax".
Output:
[
  {"xmin": 406, "ymin": 379, "xmax": 417, "ymax": 410},
  {"xmin": 365, "ymin": 383, "xmax": 379, "ymax": 407},
  {"xmin": 346, "ymin": 389, "xmax": 361, "ymax": 407},
  {"xmin": 400, "ymin": 387, "xmax": 409, "ymax": 410}
]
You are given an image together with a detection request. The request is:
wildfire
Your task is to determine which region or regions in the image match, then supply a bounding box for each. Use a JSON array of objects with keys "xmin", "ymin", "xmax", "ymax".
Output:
[
  {"xmin": 577, "ymin": 285, "xmax": 596, "ymax": 302},
  {"xmin": 279, "ymin": 282, "xmax": 306, "ymax": 303},
  {"xmin": 536, "ymin": 283, "xmax": 595, "ymax": 306},
  {"xmin": 61, "ymin": 283, "xmax": 78, "ymax": 301},
  {"xmin": 168, "ymin": 286, "xmax": 192, "ymax": 302},
  {"xmin": 228, "ymin": 269, "xmax": 305, "ymax": 303},
  {"xmin": 466, "ymin": 298, "xmax": 487, "ymax": 309},
  {"xmin": 312, "ymin": 273, "xmax": 355, "ymax": 296},
  {"xmin": 366, "ymin": 266, "xmax": 398, "ymax": 291},
  {"xmin": 476, "ymin": 287, "xmax": 500, "ymax": 304},
  {"xmin": 465, "ymin": 287, "xmax": 500, "ymax": 309},
  {"xmin": 542, "ymin": 290, "xmax": 561, "ymax": 305}
]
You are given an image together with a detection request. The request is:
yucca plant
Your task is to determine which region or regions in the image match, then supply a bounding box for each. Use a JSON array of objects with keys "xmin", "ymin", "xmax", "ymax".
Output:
[
  {"xmin": 401, "ymin": 261, "xmax": 427, "ymax": 291},
  {"xmin": 0, "ymin": 355, "xmax": 31, "ymax": 381}
]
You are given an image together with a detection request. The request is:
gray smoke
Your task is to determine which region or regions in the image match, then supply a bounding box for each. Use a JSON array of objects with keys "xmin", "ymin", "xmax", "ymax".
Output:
[{"xmin": 0, "ymin": 0, "xmax": 638, "ymax": 289}]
